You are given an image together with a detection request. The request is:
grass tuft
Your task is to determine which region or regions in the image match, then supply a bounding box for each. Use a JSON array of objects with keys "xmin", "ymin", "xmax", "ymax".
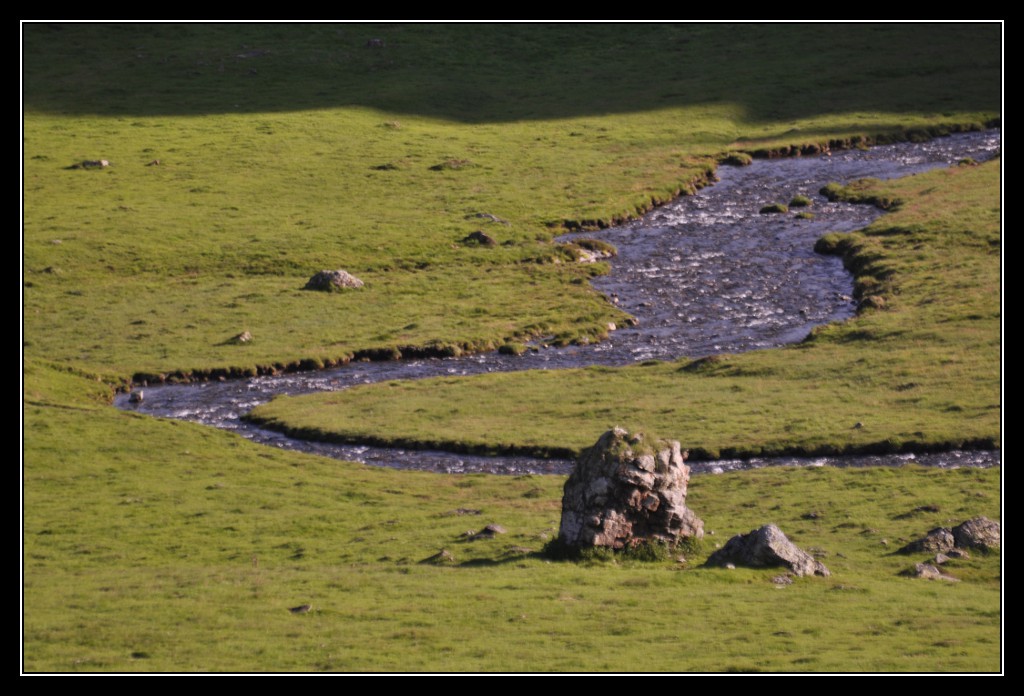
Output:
[{"xmin": 721, "ymin": 152, "xmax": 753, "ymax": 166}]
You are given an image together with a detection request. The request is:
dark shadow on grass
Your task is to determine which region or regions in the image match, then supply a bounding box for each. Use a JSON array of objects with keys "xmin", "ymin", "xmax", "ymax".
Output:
[
  {"xmin": 22, "ymin": 23, "xmax": 1000, "ymax": 124},
  {"xmin": 458, "ymin": 554, "xmax": 539, "ymax": 568},
  {"xmin": 455, "ymin": 549, "xmax": 547, "ymax": 567},
  {"xmin": 830, "ymin": 328, "xmax": 911, "ymax": 343}
]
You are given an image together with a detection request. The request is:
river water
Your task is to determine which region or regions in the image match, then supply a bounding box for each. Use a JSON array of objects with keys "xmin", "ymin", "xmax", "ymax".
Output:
[{"xmin": 116, "ymin": 131, "xmax": 1001, "ymax": 475}]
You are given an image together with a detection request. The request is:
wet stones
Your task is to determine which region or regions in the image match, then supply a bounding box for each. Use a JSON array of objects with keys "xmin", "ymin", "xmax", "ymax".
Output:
[
  {"xmin": 558, "ymin": 428, "xmax": 704, "ymax": 550},
  {"xmin": 304, "ymin": 269, "xmax": 364, "ymax": 292},
  {"xmin": 564, "ymin": 238, "xmax": 617, "ymax": 264},
  {"xmin": 705, "ymin": 524, "xmax": 830, "ymax": 577}
]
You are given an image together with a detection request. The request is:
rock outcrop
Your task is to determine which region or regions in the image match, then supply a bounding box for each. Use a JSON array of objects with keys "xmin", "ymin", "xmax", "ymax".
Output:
[
  {"xmin": 558, "ymin": 428, "xmax": 703, "ymax": 550},
  {"xmin": 304, "ymin": 269, "xmax": 364, "ymax": 292},
  {"xmin": 952, "ymin": 516, "xmax": 1000, "ymax": 550},
  {"xmin": 897, "ymin": 527, "xmax": 955, "ymax": 555},
  {"xmin": 705, "ymin": 524, "xmax": 830, "ymax": 577},
  {"xmin": 898, "ymin": 516, "xmax": 999, "ymax": 555}
]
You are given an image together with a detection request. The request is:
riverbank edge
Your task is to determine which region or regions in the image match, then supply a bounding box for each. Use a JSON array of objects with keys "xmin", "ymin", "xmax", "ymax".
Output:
[{"xmin": 243, "ymin": 411, "xmax": 999, "ymax": 464}]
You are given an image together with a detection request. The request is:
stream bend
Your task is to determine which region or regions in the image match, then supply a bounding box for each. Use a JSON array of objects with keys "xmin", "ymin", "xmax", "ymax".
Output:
[{"xmin": 117, "ymin": 131, "xmax": 1002, "ymax": 475}]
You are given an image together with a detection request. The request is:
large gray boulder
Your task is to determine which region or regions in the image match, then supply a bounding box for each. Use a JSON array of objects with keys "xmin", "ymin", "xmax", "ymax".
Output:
[
  {"xmin": 706, "ymin": 524, "xmax": 830, "ymax": 577},
  {"xmin": 558, "ymin": 428, "xmax": 703, "ymax": 550},
  {"xmin": 952, "ymin": 516, "xmax": 1000, "ymax": 551}
]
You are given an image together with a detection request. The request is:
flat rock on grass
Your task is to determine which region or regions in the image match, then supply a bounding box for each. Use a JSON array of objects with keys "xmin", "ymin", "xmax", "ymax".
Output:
[
  {"xmin": 468, "ymin": 524, "xmax": 507, "ymax": 541},
  {"xmin": 705, "ymin": 524, "xmax": 830, "ymax": 577},
  {"xmin": 901, "ymin": 563, "xmax": 959, "ymax": 582},
  {"xmin": 304, "ymin": 269, "xmax": 364, "ymax": 291},
  {"xmin": 897, "ymin": 527, "xmax": 955, "ymax": 555},
  {"xmin": 421, "ymin": 549, "xmax": 455, "ymax": 564}
]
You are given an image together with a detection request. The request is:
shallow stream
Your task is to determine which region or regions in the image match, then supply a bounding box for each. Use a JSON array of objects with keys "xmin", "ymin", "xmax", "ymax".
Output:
[{"xmin": 116, "ymin": 131, "xmax": 1001, "ymax": 475}]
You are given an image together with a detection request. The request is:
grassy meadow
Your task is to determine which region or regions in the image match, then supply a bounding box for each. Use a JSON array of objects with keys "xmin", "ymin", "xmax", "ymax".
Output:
[{"xmin": 22, "ymin": 23, "xmax": 1001, "ymax": 672}]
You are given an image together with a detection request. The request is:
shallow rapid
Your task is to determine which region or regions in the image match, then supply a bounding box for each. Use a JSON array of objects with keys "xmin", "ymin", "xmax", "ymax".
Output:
[{"xmin": 117, "ymin": 131, "xmax": 1002, "ymax": 475}]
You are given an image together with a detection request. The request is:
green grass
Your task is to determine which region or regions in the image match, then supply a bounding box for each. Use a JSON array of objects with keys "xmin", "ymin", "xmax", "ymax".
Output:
[
  {"xmin": 24, "ymin": 365, "xmax": 1000, "ymax": 672},
  {"xmin": 22, "ymin": 23, "xmax": 1001, "ymax": 672}
]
